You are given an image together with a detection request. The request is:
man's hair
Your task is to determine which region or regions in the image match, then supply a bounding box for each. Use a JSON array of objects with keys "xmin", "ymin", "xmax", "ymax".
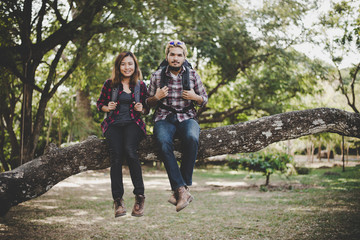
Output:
[{"xmin": 165, "ymin": 40, "xmax": 188, "ymax": 58}]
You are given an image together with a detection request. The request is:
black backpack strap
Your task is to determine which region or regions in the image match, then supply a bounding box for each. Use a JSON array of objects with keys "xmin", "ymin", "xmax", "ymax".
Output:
[
  {"xmin": 157, "ymin": 59, "xmax": 168, "ymax": 70},
  {"xmin": 182, "ymin": 66, "xmax": 190, "ymax": 90},
  {"xmin": 157, "ymin": 102, "xmax": 194, "ymax": 114},
  {"xmin": 160, "ymin": 67, "xmax": 169, "ymax": 88},
  {"xmin": 156, "ymin": 66, "xmax": 195, "ymax": 114},
  {"xmin": 154, "ymin": 67, "xmax": 167, "ymax": 116},
  {"xmin": 108, "ymin": 86, "xmax": 119, "ymax": 117},
  {"xmin": 159, "ymin": 66, "xmax": 189, "ymax": 89},
  {"xmin": 134, "ymin": 81, "xmax": 141, "ymax": 103}
]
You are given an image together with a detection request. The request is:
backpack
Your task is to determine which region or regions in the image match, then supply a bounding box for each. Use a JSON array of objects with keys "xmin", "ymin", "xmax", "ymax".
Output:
[
  {"xmin": 108, "ymin": 81, "xmax": 141, "ymax": 117},
  {"xmin": 156, "ymin": 59, "xmax": 195, "ymax": 114}
]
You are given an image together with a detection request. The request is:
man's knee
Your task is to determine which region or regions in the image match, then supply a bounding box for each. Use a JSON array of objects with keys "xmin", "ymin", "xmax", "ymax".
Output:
[
  {"xmin": 181, "ymin": 131, "xmax": 199, "ymax": 145},
  {"xmin": 154, "ymin": 128, "xmax": 173, "ymax": 144},
  {"xmin": 188, "ymin": 130, "xmax": 199, "ymax": 140}
]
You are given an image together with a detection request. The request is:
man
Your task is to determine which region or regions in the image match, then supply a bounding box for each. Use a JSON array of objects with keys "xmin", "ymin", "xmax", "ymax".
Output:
[{"xmin": 146, "ymin": 40, "xmax": 208, "ymax": 212}]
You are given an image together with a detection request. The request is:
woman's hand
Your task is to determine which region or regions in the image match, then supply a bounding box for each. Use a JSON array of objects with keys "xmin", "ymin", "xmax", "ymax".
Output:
[
  {"xmin": 107, "ymin": 101, "xmax": 117, "ymax": 111},
  {"xmin": 134, "ymin": 102, "xmax": 143, "ymax": 112}
]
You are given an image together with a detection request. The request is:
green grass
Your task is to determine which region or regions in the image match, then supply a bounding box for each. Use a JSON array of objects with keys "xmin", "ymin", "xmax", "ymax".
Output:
[{"xmin": 1, "ymin": 165, "xmax": 359, "ymax": 239}]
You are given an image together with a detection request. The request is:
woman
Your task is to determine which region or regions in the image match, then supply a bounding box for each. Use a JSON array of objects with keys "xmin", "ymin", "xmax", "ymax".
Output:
[{"xmin": 97, "ymin": 51, "xmax": 148, "ymax": 218}]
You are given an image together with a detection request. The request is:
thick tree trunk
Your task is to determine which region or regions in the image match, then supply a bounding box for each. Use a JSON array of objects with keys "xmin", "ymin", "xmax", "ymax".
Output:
[
  {"xmin": 76, "ymin": 89, "xmax": 92, "ymax": 118},
  {"xmin": 1, "ymin": 108, "xmax": 359, "ymax": 216},
  {"xmin": 21, "ymin": 82, "xmax": 34, "ymax": 164},
  {"xmin": 75, "ymin": 88, "xmax": 95, "ymax": 140}
]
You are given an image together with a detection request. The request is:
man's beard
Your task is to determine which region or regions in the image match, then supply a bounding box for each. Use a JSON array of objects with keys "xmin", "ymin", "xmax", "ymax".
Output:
[{"xmin": 168, "ymin": 65, "xmax": 182, "ymax": 72}]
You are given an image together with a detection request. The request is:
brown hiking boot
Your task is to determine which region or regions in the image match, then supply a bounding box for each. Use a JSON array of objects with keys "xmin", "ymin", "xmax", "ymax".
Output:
[
  {"xmin": 168, "ymin": 189, "xmax": 194, "ymax": 206},
  {"xmin": 131, "ymin": 195, "xmax": 145, "ymax": 217},
  {"xmin": 168, "ymin": 192, "xmax": 177, "ymax": 206},
  {"xmin": 175, "ymin": 186, "xmax": 194, "ymax": 212},
  {"xmin": 114, "ymin": 198, "xmax": 126, "ymax": 218}
]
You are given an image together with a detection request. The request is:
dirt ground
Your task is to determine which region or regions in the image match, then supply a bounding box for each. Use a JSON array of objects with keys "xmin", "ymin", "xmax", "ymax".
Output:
[{"xmin": 0, "ymin": 156, "xmax": 359, "ymax": 240}]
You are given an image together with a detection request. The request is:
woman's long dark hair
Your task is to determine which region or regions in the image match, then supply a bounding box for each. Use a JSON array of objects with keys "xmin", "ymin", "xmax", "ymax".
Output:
[{"xmin": 111, "ymin": 51, "xmax": 142, "ymax": 88}]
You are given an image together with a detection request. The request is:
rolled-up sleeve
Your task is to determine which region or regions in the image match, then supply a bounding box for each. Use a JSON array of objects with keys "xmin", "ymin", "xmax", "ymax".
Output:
[
  {"xmin": 147, "ymin": 72, "xmax": 158, "ymax": 97},
  {"xmin": 193, "ymin": 72, "xmax": 208, "ymax": 107},
  {"xmin": 96, "ymin": 79, "xmax": 112, "ymax": 112},
  {"xmin": 140, "ymin": 80, "xmax": 150, "ymax": 111}
]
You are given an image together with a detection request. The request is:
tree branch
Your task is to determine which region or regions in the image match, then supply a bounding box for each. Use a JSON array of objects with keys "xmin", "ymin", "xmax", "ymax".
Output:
[
  {"xmin": 35, "ymin": 0, "xmax": 47, "ymax": 44},
  {"xmin": 199, "ymin": 105, "xmax": 252, "ymax": 124},
  {"xmin": 350, "ymin": 63, "xmax": 360, "ymax": 113},
  {"xmin": 337, "ymin": 69, "xmax": 353, "ymax": 109},
  {"xmin": 52, "ymin": 0, "xmax": 67, "ymax": 25},
  {"xmin": 0, "ymin": 108, "xmax": 359, "ymax": 216}
]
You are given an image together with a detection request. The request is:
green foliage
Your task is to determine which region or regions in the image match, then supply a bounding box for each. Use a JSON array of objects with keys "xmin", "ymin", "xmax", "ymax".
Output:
[
  {"xmin": 228, "ymin": 152, "xmax": 294, "ymax": 185},
  {"xmin": 295, "ymin": 166, "xmax": 311, "ymax": 175},
  {"xmin": 316, "ymin": 0, "xmax": 360, "ymax": 112},
  {"xmin": 177, "ymin": 0, "xmax": 324, "ymax": 124},
  {"xmin": 1, "ymin": 0, "xmax": 357, "ymax": 169}
]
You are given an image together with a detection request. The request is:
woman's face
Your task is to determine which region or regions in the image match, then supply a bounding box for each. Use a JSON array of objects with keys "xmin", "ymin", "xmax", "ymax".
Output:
[{"xmin": 120, "ymin": 56, "xmax": 135, "ymax": 78}]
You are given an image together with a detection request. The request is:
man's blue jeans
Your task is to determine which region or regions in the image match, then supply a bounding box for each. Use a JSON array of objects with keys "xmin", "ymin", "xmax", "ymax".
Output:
[{"xmin": 154, "ymin": 114, "xmax": 200, "ymax": 191}]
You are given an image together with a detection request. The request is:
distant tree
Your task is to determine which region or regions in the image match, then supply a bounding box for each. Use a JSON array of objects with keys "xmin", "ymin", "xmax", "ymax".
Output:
[
  {"xmin": 228, "ymin": 152, "xmax": 294, "ymax": 186},
  {"xmin": 317, "ymin": 0, "xmax": 360, "ymax": 113}
]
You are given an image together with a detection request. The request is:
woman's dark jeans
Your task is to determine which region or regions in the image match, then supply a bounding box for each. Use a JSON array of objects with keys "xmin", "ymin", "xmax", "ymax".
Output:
[{"xmin": 105, "ymin": 122, "xmax": 144, "ymax": 200}]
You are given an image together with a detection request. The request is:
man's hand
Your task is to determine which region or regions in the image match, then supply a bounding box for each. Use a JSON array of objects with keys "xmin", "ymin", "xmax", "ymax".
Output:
[
  {"xmin": 155, "ymin": 86, "xmax": 169, "ymax": 100},
  {"xmin": 182, "ymin": 89, "xmax": 197, "ymax": 100},
  {"xmin": 182, "ymin": 89, "xmax": 203, "ymax": 104}
]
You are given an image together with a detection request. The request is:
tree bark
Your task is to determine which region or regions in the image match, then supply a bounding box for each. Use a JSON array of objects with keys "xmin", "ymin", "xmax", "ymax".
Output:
[
  {"xmin": 76, "ymin": 89, "xmax": 92, "ymax": 119},
  {"xmin": 265, "ymin": 174, "xmax": 270, "ymax": 186},
  {"xmin": 0, "ymin": 108, "xmax": 359, "ymax": 216}
]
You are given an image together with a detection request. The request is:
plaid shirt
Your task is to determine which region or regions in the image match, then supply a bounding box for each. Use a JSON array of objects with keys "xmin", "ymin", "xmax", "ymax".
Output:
[
  {"xmin": 97, "ymin": 79, "xmax": 149, "ymax": 135},
  {"xmin": 148, "ymin": 66, "xmax": 208, "ymax": 122}
]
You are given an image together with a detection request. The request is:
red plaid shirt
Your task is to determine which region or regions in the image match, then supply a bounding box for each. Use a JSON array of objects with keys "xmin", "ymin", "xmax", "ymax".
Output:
[
  {"xmin": 148, "ymin": 66, "xmax": 208, "ymax": 122},
  {"xmin": 97, "ymin": 79, "xmax": 149, "ymax": 135}
]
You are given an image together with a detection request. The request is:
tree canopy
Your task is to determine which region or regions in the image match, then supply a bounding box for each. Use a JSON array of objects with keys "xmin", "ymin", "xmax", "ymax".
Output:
[{"xmin": 0, "ymin": 0, "xmax": 359, "ymax": 171}]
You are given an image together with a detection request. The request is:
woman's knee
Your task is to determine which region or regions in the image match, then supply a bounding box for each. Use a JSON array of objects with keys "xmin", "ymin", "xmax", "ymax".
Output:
[
  {"xmin": 123, "ymin": 144, "xmax": 137, "ymax": 158},
  {"xmin": 111, "ymin": 156, "xmax": 123, "ymax": 166}
]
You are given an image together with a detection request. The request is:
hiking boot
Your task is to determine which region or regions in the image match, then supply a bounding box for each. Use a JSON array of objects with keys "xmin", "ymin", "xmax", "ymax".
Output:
[
  {"xmin": 131, "ymin": 195, "xmax": 145, "ymax": 217},
  {"xmin": 175, "ymin": 186, "xmax": 194, "ymax": 212},
  {"xmin": 114, "ymin": 198, "xmax": 126, "ymax": 218},
  {"xmin": 169, "ymin": 189, "xmax": 194, "ymax": 206},
  {"xmin": 168, "ymin": 192, "xmax": 177, "ymax": 206}
]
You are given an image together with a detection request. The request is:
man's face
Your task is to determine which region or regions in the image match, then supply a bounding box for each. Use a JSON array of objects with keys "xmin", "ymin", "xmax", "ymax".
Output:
[{"xmin": 167, "ymin": 47, "xmax": 185, "ymax": 68}]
